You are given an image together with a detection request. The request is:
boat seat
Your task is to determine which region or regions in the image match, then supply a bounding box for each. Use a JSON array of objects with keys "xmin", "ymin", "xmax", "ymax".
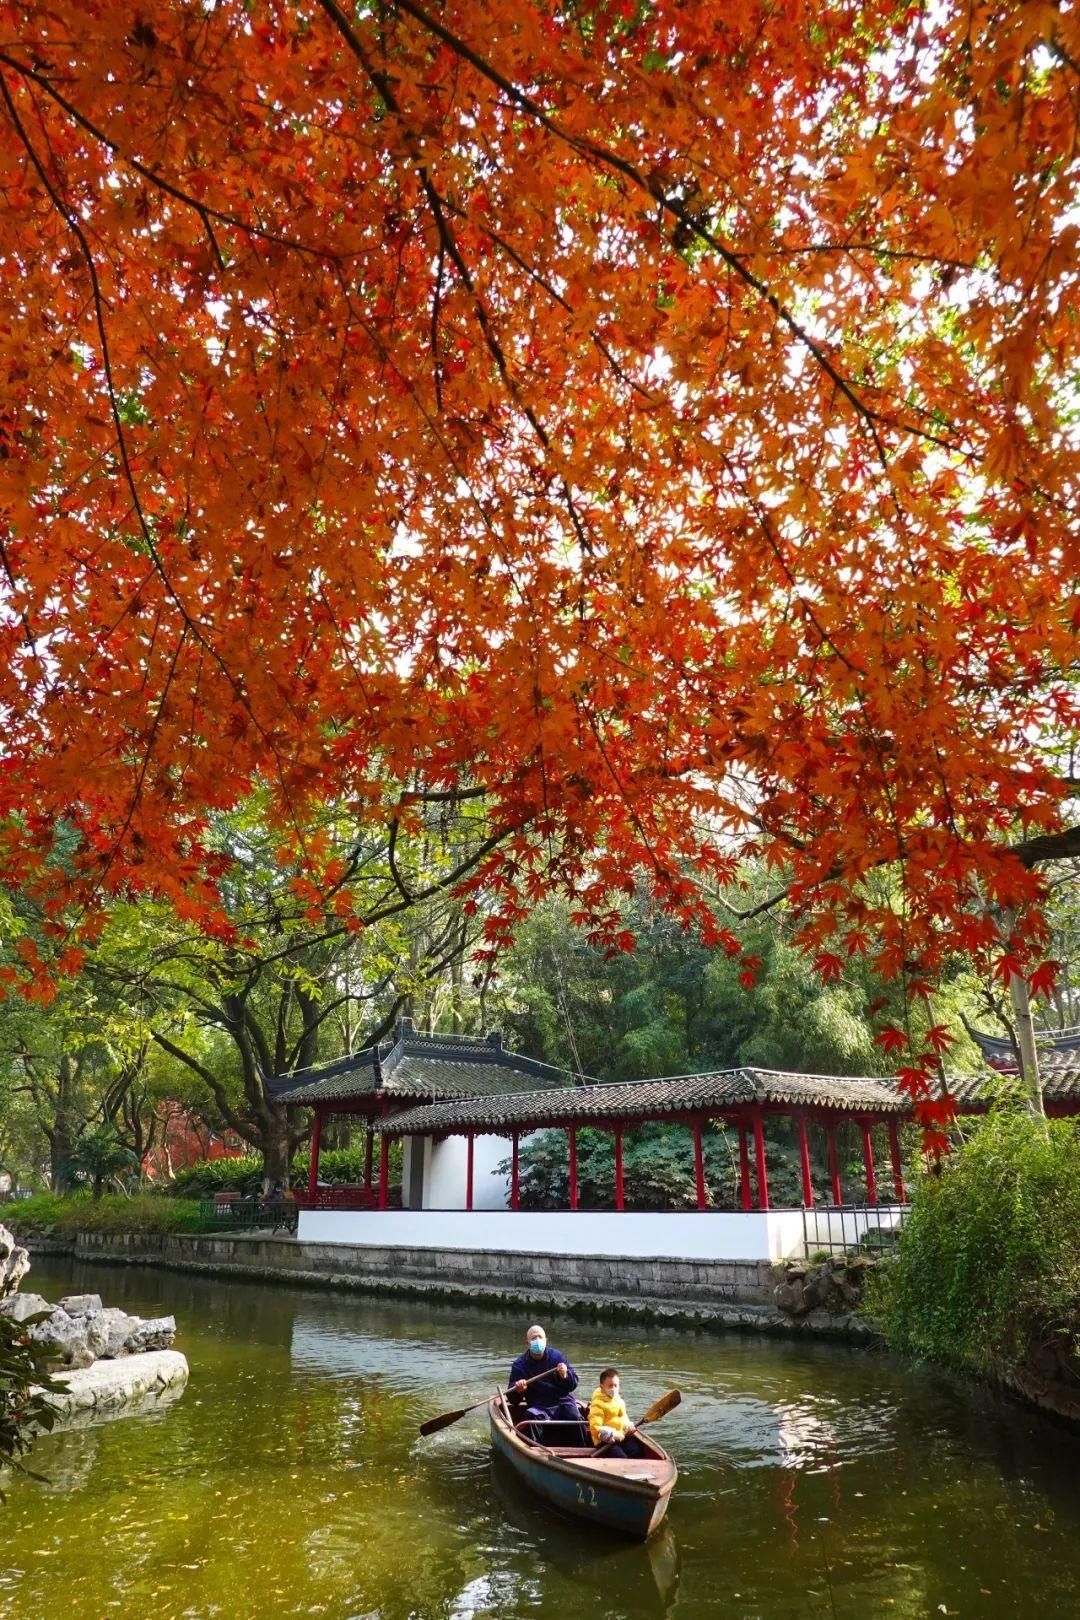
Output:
[
  {"xmin": 517, "ymin": 1420, "xmax": 591, "ymax": 1446},
  {"xmin": 574, "ymin": 1458, "xmax": 669, "ymax": 1481}
]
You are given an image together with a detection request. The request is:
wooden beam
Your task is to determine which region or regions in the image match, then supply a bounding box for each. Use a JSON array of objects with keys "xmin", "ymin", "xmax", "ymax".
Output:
[
  {"xmin": 466, "ymin": 1131, "xmax": 475, "ymax": 1211},
  {"xmin": 308, "ymin": 1105, "xmax": 322, "ymax": 1200},
  {"xmin": 363, "ymin": 1126, "xmax": 373, "ymax": 1191},
  {"xmin": 752, "ymin": 1112, "xmax": 769, "ymax": 1210},
  {"xmin": 826, "ymin": 1121, "xmax": 842, "ymax": 1206},
  {"xmin": 887, "ymin": 1118, "xmax": 906, "ymax": 1204},
  {"xmin": 510, "ymin": 1131, "xmax": 520, "ymax": 1210},
  {"xmin": 738, "ymin": 1125, "xmax": 752, "ymax": 1211},
  {"xmin": 693, "ymin": 1119, "xmax": 707, "ymax": 1210},
  {"xmin": 614, "ymin": 1127, "xmax": 624, "ymax": 1211},
  {"xmin": 887, "ymin": 1127, "xmax": 906, "ymax": 1205},
  {"xmin": 568, "ymin": 1127, "xmax": 578, "ymax": 1211},
  {"xmin": 860, "ymin": 1121, "xmax": 878, "ymax": 1206},
  {"xmin": 797, "ymin": 1114, "xmax": 814, "ymax": 1208}
]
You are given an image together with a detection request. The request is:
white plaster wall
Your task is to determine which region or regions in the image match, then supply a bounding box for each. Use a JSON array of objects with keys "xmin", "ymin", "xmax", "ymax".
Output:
[
  {"xmin": 400, "ymin": 1137, "xmax": 425, "ymax": 1209},
  {"xmin": 422, "ymin": 1134, "xmax": 510, "ymax": 1210},
  {"xmin": 297, "ymin": 1207, "xmax": 825, "ymax": 1261}
]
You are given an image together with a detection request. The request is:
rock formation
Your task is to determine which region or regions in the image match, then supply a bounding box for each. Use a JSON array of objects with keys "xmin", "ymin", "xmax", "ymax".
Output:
[
  {"xmin": 0, "ymin": 1282, "xmax": 177, "ymax": 1371},
  {"xmin": 0, "ymin": 1223, "xmax": 30, "ymax": 1295},
  {"xmin": 0, "ymin": 1220, "xmax": 186, "ymax": 1427},
  {"xmin": 774, "ymin": 1255, "xmax": 876, "ymax": 1318}
]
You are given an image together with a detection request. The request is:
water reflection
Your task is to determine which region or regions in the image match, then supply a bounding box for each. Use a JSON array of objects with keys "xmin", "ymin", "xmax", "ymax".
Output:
[{"xmin": 4, "ymin": 1256, "xmax": 1080, "ymax": 1620}]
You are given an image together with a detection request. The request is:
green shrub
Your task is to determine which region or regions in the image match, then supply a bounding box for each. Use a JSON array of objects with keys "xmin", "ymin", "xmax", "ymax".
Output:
[
  {"xmin": 168, "ymin": 1146, "xmax": 376, "ymax": 1198},
  {"xmin": 167, "ymin": 1156, "xmax": 265, "ymax": 1198},
  {"xmin": 498, "ymin": 1120, "xmax": 853, "ymax": 1210},
  {"xmin": 0, "ymin": 1193, "xmax": 71, "ymax": 1232},
  {"xmin": 6, "ymin": 1192, "xmax": 216, "ymax": 1237},
  {"xmin": 874, "ymin": 1108, "xmax": 1080, "ymax": 1374}
]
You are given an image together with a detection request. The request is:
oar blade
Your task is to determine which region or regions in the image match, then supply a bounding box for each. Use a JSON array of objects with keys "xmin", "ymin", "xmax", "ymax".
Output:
[
  {"xmin": 419, "ymin": 1407, "xmax": 469, "ymax": 1437},
  {"xmin": 639, "ymin": 1388, "xmax": 681, "ymax": 1426}
]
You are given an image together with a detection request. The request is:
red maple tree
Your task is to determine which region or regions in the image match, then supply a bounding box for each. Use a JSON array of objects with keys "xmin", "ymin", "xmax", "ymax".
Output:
[{"xmin": 1, "ymin": 2, "xmax": 1078, "ymax": 1131}]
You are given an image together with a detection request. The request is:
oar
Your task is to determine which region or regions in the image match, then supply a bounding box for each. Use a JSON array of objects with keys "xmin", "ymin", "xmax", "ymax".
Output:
[
  {"xmin": 592, "ymin": 1388, "xmax": 682, "ymax": 1457},
  {"xmin": 419, "ymin": 1365, "xmax": 558, "ymax": 1437}
]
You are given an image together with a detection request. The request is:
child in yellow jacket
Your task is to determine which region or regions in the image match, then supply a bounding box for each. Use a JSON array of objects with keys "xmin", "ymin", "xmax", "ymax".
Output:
[{"xmin": 587, "ymin": 1367, "xmax": 643, "ymax": 1457}]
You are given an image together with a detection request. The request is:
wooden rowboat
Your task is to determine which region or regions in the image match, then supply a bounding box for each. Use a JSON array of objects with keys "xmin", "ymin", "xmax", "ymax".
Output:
[{"xmin": 488, "ymin": 1391, "xmax": 677, "ymax": 1540}]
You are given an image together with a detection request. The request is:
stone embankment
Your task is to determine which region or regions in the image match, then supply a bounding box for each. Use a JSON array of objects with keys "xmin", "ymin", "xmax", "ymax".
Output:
[
  {"xmin": 47, "ymin": 1350, "xmax": 189, "ymax": 1428},
  {"xmin": 1, "ymin": 1223, "xmax": 188, "ymax": 1431},
  {"xmin": 773, "ymin": 1255, "xmax": 877, "ymax": 1319},
  {"xmin": 19, "ymin": 1226, "xmax": 881, "ymax": 1342}
]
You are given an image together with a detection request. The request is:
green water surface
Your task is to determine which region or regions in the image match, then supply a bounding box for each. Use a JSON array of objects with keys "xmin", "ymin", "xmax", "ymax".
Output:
[{"xmin": 3, "ymin": 1256, "xmax": 1079, "ymax": 1620}]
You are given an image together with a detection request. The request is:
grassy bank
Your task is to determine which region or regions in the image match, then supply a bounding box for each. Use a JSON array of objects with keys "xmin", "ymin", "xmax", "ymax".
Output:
[{"xmin": 3, "ymin": 1192, "xmax": 217, "ymax": 1238}]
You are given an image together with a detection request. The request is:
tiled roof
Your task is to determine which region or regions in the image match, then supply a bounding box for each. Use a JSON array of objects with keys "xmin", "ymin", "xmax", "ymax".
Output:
[
  {"xmin": 947, "ymin": 1061, "xmax": 1080, "ymax": 1106},
  {"xmin": 966, "ymin": 1025, "xmax": 1080, "ymax": 1070},
  {"xmin": 269, "ymin": 1023, "xmax": 581, "ymax": 1106},
  {"xmin": 377, "ymin": 1067, "xmax": 904, "ymax": 1135}
]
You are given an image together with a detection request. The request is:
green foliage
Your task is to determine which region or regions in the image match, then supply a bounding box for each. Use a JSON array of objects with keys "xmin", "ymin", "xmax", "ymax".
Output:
[
  {"xmin": 65, "ymin": 1125, "xmax": 140, "ymax": 1198},
  {"xmin": 875, "ymin": 1109, "xmax": 1080, "ymax": 1374},
  {"xmin": 499, "ymin": 1124, "xmax": 730, "ymax": 1210},
  {"xmin": 168, "ymin": 1146, "xmax": 380, "ymax": 1197},
  {"xmin": 167, "ymin": 1155, "xmax": 265, "ymax": 1198},
  {"xmin": 0, "ymin": 1193, "xmax": 69, "ymax": 1229},
  {"xmin": 6, "ymin": 1193, "xmax": 216, "ymax": 1236},
  {"xmin": 503, "ymin": 1117, "xmax": 897, "ymax": 1210},
  {"xmin": 0, "ymin": 1308, "xmax": 62, "ymax": 1497},
  {"xmin": 486, "ymin": 891, "xmax": 984, "ymax": 1084}
]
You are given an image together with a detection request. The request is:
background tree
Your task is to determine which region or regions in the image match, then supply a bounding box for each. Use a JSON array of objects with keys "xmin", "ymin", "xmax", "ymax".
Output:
[
  {"xmin": 91, "ymin": 795, "xmax": 490, "ymax": 1183},
  {"xmin": 64, "ymin": 1123, "xmax": 139, "ymax": 1200}
]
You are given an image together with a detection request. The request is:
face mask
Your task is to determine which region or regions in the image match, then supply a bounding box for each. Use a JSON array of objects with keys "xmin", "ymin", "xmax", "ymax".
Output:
[{"xmin": 528, "ymin": 1337, "xmax": 545, "ymax": 1355}]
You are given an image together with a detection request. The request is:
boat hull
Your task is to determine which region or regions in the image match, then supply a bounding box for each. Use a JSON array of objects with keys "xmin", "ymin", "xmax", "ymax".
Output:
[{"xmin": 488, "ymin": 1396, "xmax": 676, "ymax": 1540}]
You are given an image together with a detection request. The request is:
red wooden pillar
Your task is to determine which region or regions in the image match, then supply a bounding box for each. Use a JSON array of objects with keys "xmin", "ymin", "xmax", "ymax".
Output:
[
  {"xmin": 308, "ymin": 1106, "xmax": 322, "ymax": 1200},
  {"xmin": 363, "ymin": 1126, "xmax": 373, "ymax": 1191},
  {"xmin": 861, "ymin": 1121, "xmax": 878, "ymax": 1206},
  {"xmin": 614, "ymin": 1128, "xmax": 624, "ymax": 1211},
  {"xmin": 568, "ymin": 1127, "xmax": 578, "ymax": 1211},
  {"xmin": 887, "ymin": 1118, "xmax": 906, "ymax": 1204},
  {"xmin": 377, "ymin": 1132, "xmax": 389, "ymax": 1210},
  {"xmin": 797, "ymin": 1115, "xmax": 814, "ymax": 1208},
  {"xmin": 752, "ymin": 1112, "xmax": 770, "ymax": 1211},
  {"xmin": 466, "ymin": 1132, "xmax": 475, "ymax": 1212},
  {"xmin": 693, "ymin": 1119, "xmax": 708, "ymax": 1211},
  {"xmin": 510, "ymin": 1132, "xmax": 520, "ymax": 1210},
  {"xmin": 738, "ymin": 1124, "xmax": 752, "ymax": 1211},
  {"xmin": 826, "ymin": 1121, "xmax": 842, "ymax": 1206}
]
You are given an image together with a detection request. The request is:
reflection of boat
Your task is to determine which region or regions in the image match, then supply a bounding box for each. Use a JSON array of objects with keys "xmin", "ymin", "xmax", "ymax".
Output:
[
  {"xmin": 490, "ymin": 1452, "xmax": 681, "ymax": 1612},
  {"xmin": 489, "ymin": 1391, "xmax": 677, "ymax": 1540}
]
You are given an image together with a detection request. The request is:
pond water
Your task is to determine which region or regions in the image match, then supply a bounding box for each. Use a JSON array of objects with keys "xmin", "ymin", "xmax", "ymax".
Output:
[{"xmin": 3, "ymin": 1257, "xmax": 1080, "ymax": 1620}]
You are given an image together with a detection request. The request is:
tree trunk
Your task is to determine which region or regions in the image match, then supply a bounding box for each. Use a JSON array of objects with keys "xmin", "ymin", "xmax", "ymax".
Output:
[
  {"xmin": 1009, "ymin": 969, "xmax": 1045, "ymax": 1116},
  {"xmin": 49, "ymin": 1054, "xmax": 80, "ymax": 1192},
  {"xmin": 999, "ymin": 908, "xmax": 1045, "ymax": 1116},
  {"xmin": 259, "ymin": 1110, "xmax": 292, "ymax": 1193}
]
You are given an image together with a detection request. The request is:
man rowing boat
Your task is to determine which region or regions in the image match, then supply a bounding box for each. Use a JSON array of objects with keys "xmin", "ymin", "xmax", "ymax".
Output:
[{"xmin": 507, "ymin": 1323, "xmax": 582, "ymax": 1438}]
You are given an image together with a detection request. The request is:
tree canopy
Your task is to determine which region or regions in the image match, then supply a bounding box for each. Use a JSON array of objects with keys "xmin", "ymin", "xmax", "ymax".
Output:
[{"xmin": 1, "ymin": 1, "xmax": 1078, "ymax": 1130}]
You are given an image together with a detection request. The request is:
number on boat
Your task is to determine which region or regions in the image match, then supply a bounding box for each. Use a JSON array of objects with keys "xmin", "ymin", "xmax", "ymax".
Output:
[{"xmin": 575, "ymin": 1482, "xmax": 597, "ymax": 1508}]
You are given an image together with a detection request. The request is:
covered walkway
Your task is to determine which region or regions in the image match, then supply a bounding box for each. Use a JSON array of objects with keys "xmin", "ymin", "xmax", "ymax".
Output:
[{"xmin": 372, "ymin": 1067, "xmax": 909, "ymax": 1214}]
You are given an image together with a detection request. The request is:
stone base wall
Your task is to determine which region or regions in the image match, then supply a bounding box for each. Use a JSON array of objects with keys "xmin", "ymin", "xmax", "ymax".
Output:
[{"xmin": 55, "ymin": 1229, "xmax": 771, "ymax": 1303}]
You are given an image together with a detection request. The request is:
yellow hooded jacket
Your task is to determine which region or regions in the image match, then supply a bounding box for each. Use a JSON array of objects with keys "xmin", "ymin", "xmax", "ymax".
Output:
[{"xmin": 588, "ymin": 1385, "xmax": 630, "ymax": 1446}]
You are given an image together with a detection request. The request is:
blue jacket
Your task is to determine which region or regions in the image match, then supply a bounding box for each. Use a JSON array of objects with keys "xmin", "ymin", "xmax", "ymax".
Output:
[{"xmin": 508, "ymin": 1346, "xmax": 579, "ymax": 1411}]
